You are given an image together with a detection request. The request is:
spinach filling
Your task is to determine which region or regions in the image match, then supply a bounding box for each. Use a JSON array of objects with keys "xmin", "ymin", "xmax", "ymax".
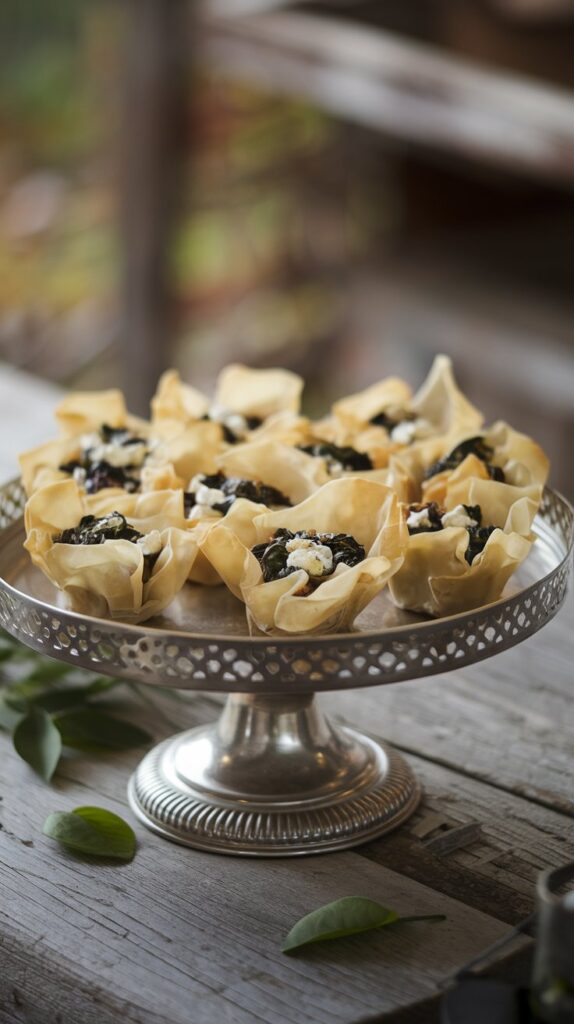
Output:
[
  {"xmin": 59, "ymin": 424, "xmax": 148, "ymax": 495},
  {"xmin": 297, "ymin": 442, "xmax": 373, "ymax": 473},
  {"xmin": 54, "ymin": 512, "xmax": 160, "ymax": 582},
  {"xmin": 252, "ymin": 528, "xmax": 365, "ymax": 588},
  {"xmin": 184, "ymin": 473, "xmax": 291, "ymax": 518},
  {"xmin": 405, "ymin": 502, "xmax": 496, "ymax": 565},
  {"xmin": 424, "ymin": 437, "xmax": 505, "ymax": 483},
  {"xmin": 369, "ymin": 410, "xmax": 414, "ymax": 432}
]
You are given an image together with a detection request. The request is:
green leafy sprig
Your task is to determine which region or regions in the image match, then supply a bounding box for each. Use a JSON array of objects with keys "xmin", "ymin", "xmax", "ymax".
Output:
[
  {"xmin": 282, "ymin": 896, "xmax": 446, "ymax": 954},
  {"xmin": 43, "ymin": 806, "xmax": 136, "ymax": 861},
  {"xmin": 0, "ymin": 631, "xmax": 151, "ymax": 781}
]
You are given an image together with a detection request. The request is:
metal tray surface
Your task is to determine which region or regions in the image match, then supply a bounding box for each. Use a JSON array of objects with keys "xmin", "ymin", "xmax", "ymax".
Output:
[{"xmin": 0, "ymin": 479, "xmax": 571, "ymax": 693}]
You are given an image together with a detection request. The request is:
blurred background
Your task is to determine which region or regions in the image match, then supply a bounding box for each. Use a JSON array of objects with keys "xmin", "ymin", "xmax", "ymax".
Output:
[{"xmin": 1, "ymin": 0, "xmax": 573, "ymax": 492}]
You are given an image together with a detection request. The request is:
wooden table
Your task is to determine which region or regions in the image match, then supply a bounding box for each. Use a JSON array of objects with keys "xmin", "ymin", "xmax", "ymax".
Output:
[{"xmin": 0, "ymin": 367, "xmax": 572, "ymax": 1023}]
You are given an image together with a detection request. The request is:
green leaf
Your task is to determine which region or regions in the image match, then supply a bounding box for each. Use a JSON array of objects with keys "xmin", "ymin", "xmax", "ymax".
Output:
[
  {"xmin": 13, "ymin": 707, "xmax": 62, "ymax": 781},
  {"xmin": 0, "ymin": 695, "xmax": 25, "ymax": 732},
  {"xmin": 43, "ymin": 806, "xmax": 136, "ymax": 861},
  {"xmin": 27, "ymin": 659, "xmax": 76, "ymax": 683},
  {"xmin": 282, "ymin": 897, "xmax": 446, "ymax": 954},
  {"xmin": 31, "ymin": 676, "xmax": 120, "ymax": 713},
  {"xmin": 53, "ymin": 709, "xmax": 152, "ymax": 752},
  {"xmin": 282, "ymin": 897, "xmax": 398, "ymax": 953}
]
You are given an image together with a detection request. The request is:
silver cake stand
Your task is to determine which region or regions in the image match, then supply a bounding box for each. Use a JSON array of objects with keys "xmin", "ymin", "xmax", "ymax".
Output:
[{"xmin": 0, "ymin": 479, "xmax": 572, "ymax": 857}]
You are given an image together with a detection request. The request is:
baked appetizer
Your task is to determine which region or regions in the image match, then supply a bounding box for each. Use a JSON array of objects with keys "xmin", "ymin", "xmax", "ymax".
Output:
[
  {"xmin": 420, "ymin": 422, "xmax": 549, "ymax": 506},
  {"xmin": 151, "ymin": 363, "xmax": 304, "ymax": 445},
  {"xmin": 19, "ymin": 424, "xmax": 185, "ymax": 498},
  {"xmin": 331, "ymin": 355, "xmax": 483, "ymax": 453},
  {"xmin": 199, "ymin": 478, "xmax": 407, "ymax": 634},
  {"xmin": 389, "ymin": 478, "xmax": 540, "ymax": 617},
  {"xmin": 19, "ymin": 356, "xmax": 551, "ymax": 630},
  {"xmin": 24, "ymin": 481, "xmax": 197, "ymax": 622},
  {"xmin": 183, "ymin": 440, "xmax": 322, "ymax": 585}
]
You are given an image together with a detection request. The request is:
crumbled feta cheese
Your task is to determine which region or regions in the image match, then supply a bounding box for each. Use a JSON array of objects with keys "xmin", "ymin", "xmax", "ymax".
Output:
[
  {"xmin": 391, "ymin": 421, "xmax": 417, "ymax": 444},
  {"xmin": 325, "ymin": 458, "xmax": 344, "ymax": 475},
  {"xmin": 406, "ymin": 507, "xmax": 433, "ymax": 529},
  {"xmin": 72, "ymin": 466, "xmax": 87, "ymax": 486},
  {"xmin": 285, "ymin": 537, "xmax": 314, "ymax": 552},
  {"xmin": 80, "ymin": 432, "xmax": 101, "ymax": 452},
  {"xmin": 93, "ymin": 513, "xmax": 125, "ymax": 534},
  {"xmin": 390, "ymin": 418, "xmax": 433, "ymax": 444},
  {"xmin": 88, "ymin": 440, "xmax": 148, "ymax": 468},
  {"xmin": 286, "ymin": 540, "xmax": 333, "ymax": 577},
  {"xmin": 137, "ymin": 530, "xmax": 163, "ymax": 556},
  {"xmin": 441, "ymin": 504, "xmax": 478, "ymax": 529},
  {"xmin": 194, "ymin": 483, "xmax": 226, "ymax": 508},
  {"xmin": 209, "ymin": 404, "xmax": 249, "ymax": 440}
]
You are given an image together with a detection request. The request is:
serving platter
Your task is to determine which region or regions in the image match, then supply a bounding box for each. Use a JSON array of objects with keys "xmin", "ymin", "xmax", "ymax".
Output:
[{"xmin": 0, "ymin": 478, "xmax": 572, "ymax": 856}]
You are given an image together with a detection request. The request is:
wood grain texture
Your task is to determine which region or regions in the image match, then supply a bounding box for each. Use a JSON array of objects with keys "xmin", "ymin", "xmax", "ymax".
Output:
[
  {"xmin": 0, "ymin": 725, "xmax": 513, "ymax": 1024},
  {"xmin": 1, "ymin": 644, "xmax": 571, "ymax": 1023},
  {"xmin": 1, "ymin": 369, "xmax": 572, "ymax": 1022},
  {"xmin": 326, "ymin": 588, "xmax": 574, "ymax": 813},
  {"xmin": 201, "ymin": 10, "xmax": 574, "ymax": 184}
]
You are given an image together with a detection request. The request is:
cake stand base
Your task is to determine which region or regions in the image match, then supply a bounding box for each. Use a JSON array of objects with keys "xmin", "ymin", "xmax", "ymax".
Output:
[{"xmin": 128, "ymin": 693, "xmax": 421, "ymax": 856}]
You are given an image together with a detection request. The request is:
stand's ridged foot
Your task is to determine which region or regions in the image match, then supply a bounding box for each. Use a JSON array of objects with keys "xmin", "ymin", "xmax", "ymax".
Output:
[{"xmin": 128, "ymin": 693, "xmax": 421, "ymax": 856}]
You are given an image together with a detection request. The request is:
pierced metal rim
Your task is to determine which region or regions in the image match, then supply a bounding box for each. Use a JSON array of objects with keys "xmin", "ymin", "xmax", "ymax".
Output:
[
  {"xmin": 0, "ymin": 484, "xmax": 571, "ymax": 648},
  {"xmin": 0, "ymin": 480, "xmax": 572, "ymax": 693}
]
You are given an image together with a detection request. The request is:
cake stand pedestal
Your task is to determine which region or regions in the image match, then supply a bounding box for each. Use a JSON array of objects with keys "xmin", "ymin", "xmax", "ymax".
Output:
[{"xmin": 0, "ymin": 480, "xmax": 571, "ymax": 856}]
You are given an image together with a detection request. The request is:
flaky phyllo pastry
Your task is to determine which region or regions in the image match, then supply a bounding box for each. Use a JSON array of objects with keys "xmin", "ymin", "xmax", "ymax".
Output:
[
  {"xmin": 19, "ymin": 388, "xmax": 189, "ymax": 498},
  {"xmin": 183, "ymin": 440, "xmax": 321, "ymax": 585},
  {"xmin": 199, "ymin": 479, "xmax": 407, "ymax": 634},
  {"xmin": 20, "ymin": 356, "xmax": 551, "ymax": 629},
  {"xmin": 151, "ymin": 363, "xmax": 304, "ymax": 445},
  {"xmin": 414, "ymin": 422, "xmax": 549, "ymax": 507},
  {"xmin": 389, "ymin": 478, "xmax": 541, "ymax": 618},
  {"xmin": 330, "ymin": 355, "xmax": 483, "ymax": 457},
  {"xmin": 24, "ymin": 480, "xmax": 197, "ymax": 623}
]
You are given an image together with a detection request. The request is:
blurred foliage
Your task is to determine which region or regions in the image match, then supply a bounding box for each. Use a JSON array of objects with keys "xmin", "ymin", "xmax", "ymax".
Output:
[
  {"xmin": 0, "ymin": 4, "xmax": 394, "ymax": 384},
  {"xmin": 0, "ymin": 1, "xmax": 102, "ymax": 165}
]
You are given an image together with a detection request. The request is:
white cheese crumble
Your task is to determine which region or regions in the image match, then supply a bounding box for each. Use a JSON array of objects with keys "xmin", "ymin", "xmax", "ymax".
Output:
[
  {"xmin": 390, "ymin": 418, "xmax": 433, "ymax": 444},
  {"xmin": 325, "ymin": 457, "xmax": 344, "ymax": 476},
  {"xmin": 87, "ymin": 440, "xmax": 148, "ymax": 468},
  {"xmin": 137, "ymin": 530, "xmax": 163, "ymax": 556},
  {"xmin": 187, "ymin": 475, "xmax": 226, "ymax": 520},
  {"xmin": 80, "ymin": 432, "xmax": 101, "ymax": 451},
  {"xmin": 209, "ymin": 404, "xmax": 250, "ymax": 440},
  {"xmin": 194, "ymin": 482, "xmax": 226, "ymax": 508},
  {"xmin": 285, "ymin": 538, "xmax": 333, "ymax": 577},
  {"xmin": 92, "ymin": 513, "xmax": 125, "ymax": 534},
  {"xmin": 441, "ymin": 505, "xmax": 478, "ymax": 529},
  {"xmin": 406, "ymin": 507, "xmax": 433, "ymax": 530},
  {"xmin": 72, "ymin": 466, "xmax": 87, "ymax": 486}
]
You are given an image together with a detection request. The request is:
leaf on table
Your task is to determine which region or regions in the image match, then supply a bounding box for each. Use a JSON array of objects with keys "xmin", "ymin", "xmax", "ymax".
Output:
[
  {"xmin": 43, "ymin": 806, "xmax": 136, "ymax": 861},
  {"xmin": 282, "ymin": 896, "xmax": 446, "ymax": 954},
  {"xmin": 0, "ymin": 694, "xmax": 25, "ymax": 731},
  {"xmin": 30, "ymin": 676, "xmax": 121, "ymax": 714},
  {"xmin": 26, "ymin": 659, "xmax": 77, "ymax": 683},
  {"xmin": 53, "ymin": 709, "xmax": 152, "ymax": 752},
  {"xmin": 13, "ymin": 707, "xmax": 62, "ymax": 781}
]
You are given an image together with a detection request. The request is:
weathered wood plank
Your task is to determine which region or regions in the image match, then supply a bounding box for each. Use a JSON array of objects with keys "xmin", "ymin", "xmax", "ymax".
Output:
[
  {"xmin": 326, "ymin": 588, "xmax": 574, "ymax": 813},
  {"xmin": 201, "ymin": 10, "xmax": 574, "ymax": 185},
  {"xmin": 0, "ymin": 721, "xmax": 514, "ymax": 1024}
]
